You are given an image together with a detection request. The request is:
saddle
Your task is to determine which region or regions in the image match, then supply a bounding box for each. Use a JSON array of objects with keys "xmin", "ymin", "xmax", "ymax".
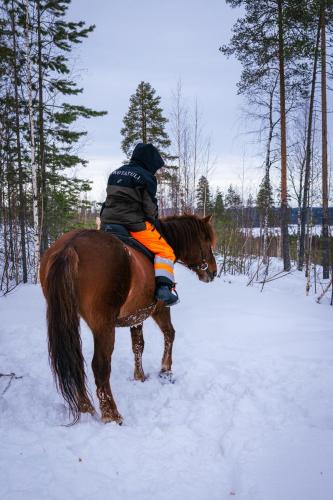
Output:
[{"xmin": 101, "ymin": 223, "xmax": 154, "ymax": 263}]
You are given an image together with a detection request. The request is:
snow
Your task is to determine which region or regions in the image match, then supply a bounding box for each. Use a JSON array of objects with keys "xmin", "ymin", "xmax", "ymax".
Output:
[
  {"xmin": 0, "ymin": 264, "xmax": 332, "ymax": 500},
  {"xmin": 241, "ymin": 224, "xmax": 332, "ymax": 237}
]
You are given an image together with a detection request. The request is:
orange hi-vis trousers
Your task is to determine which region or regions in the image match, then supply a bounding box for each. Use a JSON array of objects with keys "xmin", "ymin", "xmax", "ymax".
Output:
[{"xmin": 130, "ymin": 222, "xmax": 176, "ymax": 283}]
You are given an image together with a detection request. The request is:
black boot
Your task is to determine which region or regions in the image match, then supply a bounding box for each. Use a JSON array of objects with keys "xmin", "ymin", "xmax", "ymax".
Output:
[{"xmin": 155, "ymin": 278, "xmax": 179, "ymax": 307}]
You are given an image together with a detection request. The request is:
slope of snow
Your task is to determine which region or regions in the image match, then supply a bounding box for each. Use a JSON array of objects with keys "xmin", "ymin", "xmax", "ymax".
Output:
[{"xmin": 0, "ymin": 265, "xmax": 332, "ymax": 500}]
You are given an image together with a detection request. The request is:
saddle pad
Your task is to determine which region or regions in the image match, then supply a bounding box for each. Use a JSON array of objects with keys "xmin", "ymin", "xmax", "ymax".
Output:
[{"xmin": 101, "ymin": 223, "xmax": 154, "ymax": 263}]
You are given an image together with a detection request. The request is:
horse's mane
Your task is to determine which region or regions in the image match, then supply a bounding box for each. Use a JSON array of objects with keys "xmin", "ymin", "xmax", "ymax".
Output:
[{"xmin": 159, "ymin": 214, "xmax": 216, "ymax": 259}]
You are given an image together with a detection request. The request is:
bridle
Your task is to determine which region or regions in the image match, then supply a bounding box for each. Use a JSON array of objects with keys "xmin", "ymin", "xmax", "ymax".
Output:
[
  {"xmin": 178, "ymin": 245, "xmax": 209, "ymax": 272},
  {"xmin": 186, "ymin": 259, "xmax": 208, "ymax": 271},
  {"xmin": 182, "ymin": 245, "xmax": 218, "ymax": 279}
]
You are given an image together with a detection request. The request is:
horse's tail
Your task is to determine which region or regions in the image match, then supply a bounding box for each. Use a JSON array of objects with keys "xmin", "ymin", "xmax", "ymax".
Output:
[{"xmin": 45, "ymin": 244, "xmax": 90, "ymax": 422}]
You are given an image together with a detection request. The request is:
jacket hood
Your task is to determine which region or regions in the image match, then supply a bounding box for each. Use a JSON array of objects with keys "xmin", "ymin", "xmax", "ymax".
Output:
[{"xmin": 130, "ymin": 143, "xmax": 164, "ymax": 174}]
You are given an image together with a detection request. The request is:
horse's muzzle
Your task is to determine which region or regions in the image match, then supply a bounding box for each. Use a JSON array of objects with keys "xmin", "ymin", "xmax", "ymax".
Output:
[{"xmin": 207, "ymin": 270, "xmax": 217, "ymax": 282}]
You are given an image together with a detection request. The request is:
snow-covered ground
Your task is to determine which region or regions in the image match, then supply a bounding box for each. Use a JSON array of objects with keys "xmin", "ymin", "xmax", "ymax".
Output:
[
  {"xmin": 241, "ymin": 224, "xmax": 332, "ymax": 237},
  {"xmin": 0, "ymin": 264, "xmax": 332, "ymax": 500}
]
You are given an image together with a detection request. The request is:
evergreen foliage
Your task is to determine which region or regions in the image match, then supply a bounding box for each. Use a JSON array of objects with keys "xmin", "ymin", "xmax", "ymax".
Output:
[
  {"xmin": 220, "ymin": 0, "xmax": 318, "ymax": 100},
  {"xmin": 257, "ymin": 171, "xmax": 275, "ymax": 261},
  {"xmin": 121, "ymin": 81, "xmax": 171, "ymax": 159},
  {"xmin": 196, "ymin": 176, "xmax": 213, "ymax": 215},
  {"xmin": 256, "ymin": 174, "xmax": 274, "ymax": 219},
  {"xmin": 214, "ymin": 188, "xmax": 225, "ymax": 218},
  {"xmin": 225, "ymin": 185, "xmax": 242, "ymax": 209}
]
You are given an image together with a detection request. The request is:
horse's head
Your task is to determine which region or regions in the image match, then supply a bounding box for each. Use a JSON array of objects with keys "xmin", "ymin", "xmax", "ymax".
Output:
[
  {"xmin": 184, "ymin": 215, "xmax": 217, "ymax": 283},
  {"xmin": 160, "ymin": 214, "xmax": 217, "ymax": 283}
]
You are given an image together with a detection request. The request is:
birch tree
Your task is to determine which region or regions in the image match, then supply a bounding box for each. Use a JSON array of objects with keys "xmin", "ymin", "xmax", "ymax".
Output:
[
  {"xmin": 320, "ymin": 0, "xmax": 330, "ymax": 279},
  {"xmin": 24, "ymin": 0, "xmax": 39, "ymax": 281}
]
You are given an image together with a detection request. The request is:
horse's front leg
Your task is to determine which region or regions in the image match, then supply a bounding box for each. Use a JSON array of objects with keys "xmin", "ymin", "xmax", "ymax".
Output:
[
  {"xmin": 130, "ymin": 323, "xmax": 148, "ymax": 381},
  {"xmin": 152, "ymin": 306, "xmax": 175, "ymax": 381}
]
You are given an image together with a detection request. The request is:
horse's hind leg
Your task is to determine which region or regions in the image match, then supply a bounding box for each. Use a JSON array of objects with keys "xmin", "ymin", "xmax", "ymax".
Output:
[
  {"xmin": 78, "ymin": 396, "xmax": 95, "ymax": 415},
  {"xmin": 152, "ymin": 307, "xmax": 175, "ymax": 381},
  {"xmin": 91, "ymin": 325, "xmax": 123, "ymax": 424},
  {"xmin": 130, "ymin": 324, "xmax": 148, "ymax": 381}
]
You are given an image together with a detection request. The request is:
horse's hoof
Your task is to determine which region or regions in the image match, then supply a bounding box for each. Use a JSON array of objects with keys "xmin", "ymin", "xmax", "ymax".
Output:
[
  {"xmin": 101, "ymin": 411, "xmax": 123, "ymax": 425},
  {"xmin": 134, "ymin": 372, "xmax": 149, "ymax": 382},
  {"xmin": 159, "ymin": 371, "xmax": 175, "ymax": 384},
  {"xmin": 79, "ymin": 401, "xmax": 96, "ymax": 415}
]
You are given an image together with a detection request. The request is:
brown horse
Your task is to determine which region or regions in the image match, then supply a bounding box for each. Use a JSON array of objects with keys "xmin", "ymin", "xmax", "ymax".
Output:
[{"xmin": 40, "ymin": 215, "xmax": 217, "ymax": 424}]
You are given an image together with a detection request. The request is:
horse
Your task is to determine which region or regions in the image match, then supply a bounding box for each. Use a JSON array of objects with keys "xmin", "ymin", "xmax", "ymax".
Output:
[{"xmin": 39, "ymin": 214, "xmax": 217, "ymax": 424}]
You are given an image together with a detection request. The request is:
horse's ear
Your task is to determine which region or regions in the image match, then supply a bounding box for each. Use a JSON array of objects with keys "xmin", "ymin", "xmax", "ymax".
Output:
[{"xmin": 202, "ymin": 214, "xmax": 213, "ymax": 223}]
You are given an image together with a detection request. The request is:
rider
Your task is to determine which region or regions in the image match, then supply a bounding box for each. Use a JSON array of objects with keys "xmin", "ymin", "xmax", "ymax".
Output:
[{"xmin": 100, "ymin": 142, "xmax": 179, "ymax": 306}]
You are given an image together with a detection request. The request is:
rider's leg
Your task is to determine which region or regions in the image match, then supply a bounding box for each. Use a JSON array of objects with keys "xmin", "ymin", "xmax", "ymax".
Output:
[
  {"xmin": 130, "ymin": 222, "xmax": 179, "ymax": 306},
  {"xmin": 130, "ymin": 222, "xmax": 175, "ymax": 281}
]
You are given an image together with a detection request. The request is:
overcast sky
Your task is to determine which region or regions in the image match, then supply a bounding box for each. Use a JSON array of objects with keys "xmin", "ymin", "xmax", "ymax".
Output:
[{"xmin": 66, "ymin": 0, "xmax": 271, "ymax": 201}]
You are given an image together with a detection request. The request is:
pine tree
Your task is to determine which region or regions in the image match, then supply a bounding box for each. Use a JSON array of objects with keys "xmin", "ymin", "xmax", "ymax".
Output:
[
  {"xmin": 246, "ymin": 193, "xmax": 254, "ymax": 208},
  {"xmin": 196, "ymin": 176, "xmax": 212, "ymax": 216},
  {"xmin": 245, "ymin": 193, "xmax": 256, "ymax": 228},
  {"xmin": 121, "ymin": 81, "xmax": 171, "ymax": 159},
  {"xmin": 256, "ymin": 174, "xmax": 274, "ymax": 221},
  {"xmin": 225, "ymin": 185, "xmax": 242, "ymax": 209},
  {"xmin": 224, "ymin": 185, "xmax": 242, "ymax": 228},
  {"xmin": 257, "ymin": 172, "xmax": 275, "ymax": 263},
  {"xmin": 214, "ymin": 188, "xmax": 225, "ymax": 218}
]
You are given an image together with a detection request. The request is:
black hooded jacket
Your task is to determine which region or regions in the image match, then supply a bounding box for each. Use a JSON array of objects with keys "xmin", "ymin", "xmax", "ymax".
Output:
[{"xmin": 100, "ymin": 143, "xmax": 164, "ymax": 231}]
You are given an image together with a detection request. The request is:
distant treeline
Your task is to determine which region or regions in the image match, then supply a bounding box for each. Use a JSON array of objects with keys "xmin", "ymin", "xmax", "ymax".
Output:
[
  {"xmin": 229, "ymin": 207, "xmax": 333, "ymax": 228},
  {"xmin": 163, "ymin": 206, "xmax": 333, "ymax": 228}
]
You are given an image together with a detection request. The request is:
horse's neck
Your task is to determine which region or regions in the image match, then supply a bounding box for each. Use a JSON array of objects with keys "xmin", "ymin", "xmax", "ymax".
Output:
[
  {"xmin": 159, "ymin": 219, "xmax": 187, "ymax": 261},
  {"xmin": 158, "ymin": 220, "xmax": 175, "ymax": 253}
]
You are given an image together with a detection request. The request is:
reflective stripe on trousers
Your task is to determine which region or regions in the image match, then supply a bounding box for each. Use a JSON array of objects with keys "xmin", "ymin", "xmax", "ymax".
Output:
[{"xmin": 154, "ymin": 256, "xmax": 174, "ymax": 282}]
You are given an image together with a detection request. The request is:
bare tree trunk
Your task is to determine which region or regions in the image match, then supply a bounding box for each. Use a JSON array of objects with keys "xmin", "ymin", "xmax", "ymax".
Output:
[
  {"xmin": 296, "ymin": 155, "xmax": 306, "ymax": 255},
  {"xmin": 37, "ymin": 0, "xmax": 48, "ymax": 255},
  {"xmin": 320, "ymin": 1, "xmax": 330, "ymax": 279},
  {"xmin": 182, "ymin": 126, "xmax": 190, "ymax": 211},
  {"xmin": 278, "ymin": 0, "xmax": 291, "ymax": 271},
  {"xmin": 10, "ymin": 1, "xmax": 28, "ymax": 283},
  {"xmin": 305, "ymin": 156, "xmax": 314, "ymax": 289},
  {"xmin": 263, "ymin": 83, "xmax": 276, "ymax": 264},
  {"xmin": 203, "ymin": 185, "xmax": 207, "ymax": 217},
  {"xmin": 298, "ymin": 16, "xmax": 321, "ymax": 271},
  {"xmin": 170, "ymin": 81, "xmax": 183, "ymax": 214},
  {"xmin": 192, "ymin": 100, "xmax": 199, "ymax": 213},
  {"xmin": 140, "ymin": 83, "xmax": 147, "ymax": 143},
  {"xmin": 7, "ymin": 169, "xmax": 15, "ymax": 267},
  {"xmin": 24, "ymin": 0, "xmax": 40, "ymax": 282}
]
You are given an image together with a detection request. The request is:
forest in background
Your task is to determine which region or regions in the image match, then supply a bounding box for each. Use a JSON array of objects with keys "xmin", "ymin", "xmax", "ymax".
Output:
[{"xmin": 1, "ymin": 0, "xmax": 332, "ymax": 301}]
